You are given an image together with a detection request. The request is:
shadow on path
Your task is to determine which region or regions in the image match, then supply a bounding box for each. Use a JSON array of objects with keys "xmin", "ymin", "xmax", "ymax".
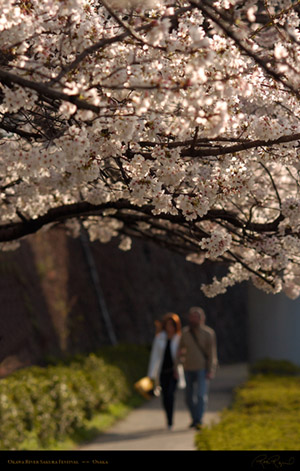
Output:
[{"xmin": 87, "ymin": 425, "xmax": 195, "ymax": 445}]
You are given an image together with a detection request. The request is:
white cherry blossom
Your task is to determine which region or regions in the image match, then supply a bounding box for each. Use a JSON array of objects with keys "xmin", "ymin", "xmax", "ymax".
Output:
[{"xmin": 1, "ymin": 0, "xmax": 300, "ymax": 298}]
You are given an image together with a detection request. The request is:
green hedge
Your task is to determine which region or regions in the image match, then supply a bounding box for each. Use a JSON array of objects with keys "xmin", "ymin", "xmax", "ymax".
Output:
[
  {"xmin": 195, "ymin": 359, "xmax": 300, "ymax": 450},
  {"xmin": 0, "ymin": 344, "xmax": 149, "ymax": 450},
  {"xmin": 249, "ymin": 357, "xmax": 300, "ymax": 376}
]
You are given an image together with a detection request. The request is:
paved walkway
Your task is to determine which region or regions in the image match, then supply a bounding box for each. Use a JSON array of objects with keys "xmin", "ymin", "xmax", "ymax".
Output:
[{"xmin": 79, "ymin": 363, "xmax": 249, "ymax": 451}]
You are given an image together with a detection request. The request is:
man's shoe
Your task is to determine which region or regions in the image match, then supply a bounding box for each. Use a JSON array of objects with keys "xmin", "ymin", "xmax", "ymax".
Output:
[{"xmin": 195, "ymin": 423, "xmax": 202, "ymax": 430}]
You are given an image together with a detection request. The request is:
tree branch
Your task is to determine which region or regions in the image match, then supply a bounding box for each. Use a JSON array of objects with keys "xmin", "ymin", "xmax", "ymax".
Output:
[
  {"xmin": 137, "ymin": 132, "xmax": 300, "ymax": 157},
  {"xmin": 181, "ymin": 133, "xmax": 300, "ymax": 157},
  {"xmin": 191, "ymin": 0, "xmax": 300, "ymax": 100},
  {"xmin": 50, "ymin": 4, "xmax": 196, "ymax": 85},
  {"xmin": 0, "ymin": 69, "xmax": 101, "ymax": 113},
  {"xmin": 0, "ymin": 121, "xmax": 42, "ymax": 141},
  {"xmin": 0, "ymin": 200, "xmax": 284, "ymax": 243}
]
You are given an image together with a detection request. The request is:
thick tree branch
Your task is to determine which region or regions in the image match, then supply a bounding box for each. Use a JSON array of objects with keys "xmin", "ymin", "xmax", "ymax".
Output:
[
  {"xmin": 140, "ymin": 133, "xmax": 300, "ymax": 157},
  {"xmin": 0, "ymin": 200, "xmax": 284, "ymax": 243}
]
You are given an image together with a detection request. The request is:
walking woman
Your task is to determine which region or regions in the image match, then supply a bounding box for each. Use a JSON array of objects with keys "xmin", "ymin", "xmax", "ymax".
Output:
[{"xmin": 147, "ymin": 312, "xmax": 184, "ymax": 429}]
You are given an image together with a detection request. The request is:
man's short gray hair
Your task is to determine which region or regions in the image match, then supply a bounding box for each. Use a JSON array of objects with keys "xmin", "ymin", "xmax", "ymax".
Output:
[{"xmin": 189, "ymin": 306, "xmax": 206, "ymax": 322}]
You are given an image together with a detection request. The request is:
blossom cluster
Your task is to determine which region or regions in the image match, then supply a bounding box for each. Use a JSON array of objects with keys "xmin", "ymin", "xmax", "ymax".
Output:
[
  {"xmin": 0, "ymin": 0, "xmax": 300, "ymax": 298},
  {"xmin": 200, "ymin": 230, "xmax": 232, "ymax": 260}
]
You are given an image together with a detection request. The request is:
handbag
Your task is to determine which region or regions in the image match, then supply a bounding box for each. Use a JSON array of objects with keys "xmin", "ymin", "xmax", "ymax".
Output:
[{"xmin": 134, "ymin": 376, "xmax": 155, "ymax": 400}]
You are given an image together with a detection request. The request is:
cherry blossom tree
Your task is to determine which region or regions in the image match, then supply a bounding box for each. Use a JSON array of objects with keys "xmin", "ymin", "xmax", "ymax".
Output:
[{"xmin": 1, "ymin": 0, "xmax": 300, "ymax": 298}]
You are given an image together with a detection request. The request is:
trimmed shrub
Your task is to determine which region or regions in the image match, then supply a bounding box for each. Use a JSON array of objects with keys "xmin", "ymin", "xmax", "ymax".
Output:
[
  {"xmin": 195, "ymin": 363, "xmax": 300, "ymax": 450},
  {"xmin": 0, "ymin": 344, "xmax": 149, "ymax": 450},
  {"xmin": 249, "ymin": 358, "xmax": 300, "ymax": 376}
]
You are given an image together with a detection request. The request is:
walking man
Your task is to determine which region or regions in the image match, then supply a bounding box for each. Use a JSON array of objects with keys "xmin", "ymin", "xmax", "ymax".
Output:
[{"xmin": 179, "ymin": 306, "xmax": 218, "ymax": 429}]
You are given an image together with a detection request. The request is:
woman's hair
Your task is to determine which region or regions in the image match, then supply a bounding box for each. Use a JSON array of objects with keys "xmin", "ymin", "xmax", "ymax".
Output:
[{"xmin": 161, "ymin": 312, "xmax": 181, "ymax": 334}]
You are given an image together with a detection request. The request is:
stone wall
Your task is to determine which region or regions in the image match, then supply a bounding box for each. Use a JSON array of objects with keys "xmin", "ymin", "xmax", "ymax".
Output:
[{"xmin": 0, "ymin": 227, "xmax": 248, "ymax": 376}]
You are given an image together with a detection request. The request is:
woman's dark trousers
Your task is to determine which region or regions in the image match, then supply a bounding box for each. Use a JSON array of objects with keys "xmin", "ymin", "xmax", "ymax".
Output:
[{"xmin": 160, "ymin": 371, "xmax": 178, "ymax": 427}]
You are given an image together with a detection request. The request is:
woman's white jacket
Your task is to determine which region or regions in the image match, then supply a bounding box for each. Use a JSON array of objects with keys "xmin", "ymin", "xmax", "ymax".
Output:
[{"xmin": 147, "ymin": 331, "xmax": 185, "ymax": 388}]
